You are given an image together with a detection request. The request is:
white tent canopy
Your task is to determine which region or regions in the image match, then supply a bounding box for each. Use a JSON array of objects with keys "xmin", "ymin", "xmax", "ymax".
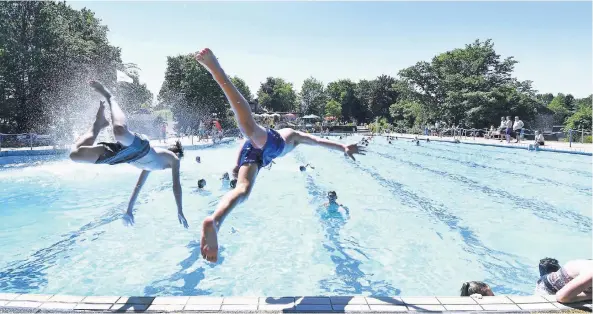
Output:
[{"xmin": 302, "ymin": 114, "xmax": 320, "ymax": 120}]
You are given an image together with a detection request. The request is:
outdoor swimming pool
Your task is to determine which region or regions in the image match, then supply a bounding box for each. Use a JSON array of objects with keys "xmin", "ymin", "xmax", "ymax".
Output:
[{"xmin": 0, "ymin": 136, "xmax": 591, "ymax": 297}]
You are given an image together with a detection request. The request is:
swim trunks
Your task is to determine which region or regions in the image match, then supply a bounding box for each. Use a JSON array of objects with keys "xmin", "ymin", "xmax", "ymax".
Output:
[
  {"xmin": 95, "ymin": 133, "xmax": 151, "ymax": 165},
  {"xmin": 238, "ymin": 129, "xmax": 285, "ymax": 169}
]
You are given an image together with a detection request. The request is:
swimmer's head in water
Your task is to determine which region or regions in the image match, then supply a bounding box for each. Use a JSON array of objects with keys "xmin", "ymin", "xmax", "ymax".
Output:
[
  {"xmin": 460, "ymin": 281, "xmax": 493, "ymax": 297},
  {"xmin": 299, "ymin": 165, "xmax": 306, "ymax": 172},
  {"xmin": 229, "ymin": 179, "xmax": 237, "ymax": 189},
  {"xmin": 539, "ymin": 257, "xmax": 560, "ymax": 277},
  {"xmin": 195, "ymin": 156, "xmax": 201, "ymax": 163},
  {"xmin": 389, "ymin": 141, "xmax": 392, "ymax": 144},
  {"xmin": 222, "ymin": 172, "xmax": 229, "ymax": 180},
  {"xmin": 198, "ymin": 179, "xmax": 206, "ymax": 189},
  {"xmin": 168, "ymin": 140, "xmax": 184, "ymax": 158},
  {"xmin": 327, "ymin": 191, "xmax": 338, "ymax": 202}
]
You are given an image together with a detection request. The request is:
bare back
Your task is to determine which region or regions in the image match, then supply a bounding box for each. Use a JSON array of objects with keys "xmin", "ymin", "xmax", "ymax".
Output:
[
  {"xmin": 130, "ymin": 147, "xmax": 176, "ymax": 171},
  {"xmin": 563, "ymin": 260, "xmax": 593, "ymax": 279}
]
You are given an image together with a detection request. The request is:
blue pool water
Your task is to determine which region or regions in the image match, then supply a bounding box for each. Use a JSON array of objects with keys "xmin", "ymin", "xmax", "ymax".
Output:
[{"xmin": 0, "ymin": 136, "xmax": 591, "ymax": 297}]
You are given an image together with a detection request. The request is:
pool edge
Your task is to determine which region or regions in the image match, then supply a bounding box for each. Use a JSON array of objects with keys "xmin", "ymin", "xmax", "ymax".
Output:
[{"xmin": 0, "ymin": 294, "xmax": 590, "ymax": 313}]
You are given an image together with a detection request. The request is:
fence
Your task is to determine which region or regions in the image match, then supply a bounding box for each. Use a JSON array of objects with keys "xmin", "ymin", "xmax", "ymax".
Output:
[{"xmin": 0, "ymin": 133, "xmax": 65, "ymax": 152}]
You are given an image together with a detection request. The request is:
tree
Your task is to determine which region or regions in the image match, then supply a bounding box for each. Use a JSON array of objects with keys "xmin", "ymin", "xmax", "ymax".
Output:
[
  {"xmin": 116, "ymin": 75, "xmax": 153, "ymax": 113},
  {"xmin": 299, "ymin": 77, "xmax": 326, "ymax": 116},
  {"xmin": 367, "ymin": 75, "xmax": 399, "ymax": 120},
  {"xmin": 547, "ymin": 94, "xmax": 570, "ymax": 124},
  {"xmin": 565, "ymin": 104, "xmax": 592, "ymax": 131},
  {"xmin": 256, "ymin": 77, "xmax": 297, "ymax": 112},
  {"xmin": 158, "ymin": 54, "xmax": 247, "ymax": 131},
  {"xmin": 325, "ymin": 99, "xmax": 342, "ymax": 118},
  {"xmin": 230, "ymin": 76, "xmax": 252, "ymax": 102},
  {"xmin": 0, "ymin": 2, "xmax": 122, "ymax": 134},
  {"xmin": 326, "ymin": 79, "xmax": 359, "ymax": 121},
  {"xmin": 397, "ymin": 39, "xmax": 537, "ymax": 128},
  {"xmin": 389, "ymin": 100, "xmax": 425, "ymax": 128}
]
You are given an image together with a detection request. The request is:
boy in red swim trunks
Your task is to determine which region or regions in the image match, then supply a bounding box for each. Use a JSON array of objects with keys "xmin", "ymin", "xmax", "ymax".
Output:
[{"xmin": 195, "ymin": 48, "xmax": 365, "ymax": 262}]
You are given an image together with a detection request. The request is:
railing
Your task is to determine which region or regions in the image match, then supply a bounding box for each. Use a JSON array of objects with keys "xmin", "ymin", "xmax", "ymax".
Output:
[{"xmin": 0, "ymin": 133, "xmax": 62, "ymax": 152}]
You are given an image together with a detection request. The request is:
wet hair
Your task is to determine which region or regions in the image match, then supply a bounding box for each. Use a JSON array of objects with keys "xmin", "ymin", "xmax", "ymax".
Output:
[
  {"xmin": 195, "ymin": 156, "xmax": 201, "ymax": 163},
  {"xmin": 198, "ymin": 179, "xmax": 206, "ymax": 189},
  {"xmin": 221, "ymin": 172, "xmax": 229, "ymax": 180},
  {"xmin": 327, "ymin": 191, "xmax": 337, "ymax": 200},
  {"xmin": 230, "ymin": 179, "xmax": 237, "ymax": 189},
  {"xmin": 539, "ymin": 258, "xmax": 560, "ymax": 277},
  {"xmin": 388, "ymin": 141, "xmax": 392, "ymax": 144},
  {"xmin": 299, "ymin": 165, "xmax": 307, "ymax": 172},
  {"xmin": 426, "ymin": 138, "xmax": 430, "ymax": 142},
  {"xmin": 168, "ymin": 140, "xmax": 184, "ymax": 158},
  {"xmin": 460, "ymin": 281, "xmax": 491, "ymax": 296}
]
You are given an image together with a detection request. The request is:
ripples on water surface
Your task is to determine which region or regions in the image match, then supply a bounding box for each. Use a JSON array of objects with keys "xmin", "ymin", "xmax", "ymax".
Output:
[{"xmin": 0, "ymin": 136, "xmax": 591, "ymax": 296}]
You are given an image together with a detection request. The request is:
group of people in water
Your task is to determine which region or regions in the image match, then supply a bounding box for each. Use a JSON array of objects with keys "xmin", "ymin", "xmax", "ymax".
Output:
[
  {"xmin": 462, "ymin": 258, "xmax": 592, "ymax": 304},
  {"xmin": 67, "ymin": 48, "xmax": 590, "ymax": 303},
  {"xmin": 69, "ymin": 48, "xmax": 365, "ymax": 263}
]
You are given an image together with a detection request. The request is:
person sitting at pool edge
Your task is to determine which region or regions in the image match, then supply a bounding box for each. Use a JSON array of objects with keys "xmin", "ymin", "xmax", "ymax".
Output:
[
  {"xmin": 69, "ymin": 81, "xmax": 188, "ymax": 228},
  {"xmin": 195, "ymin": 48, "xmax": 365, "ymax": 263},
  {"xmin": 460, "ymin": 281, "xmax": 494, "ymax": 298},
  {"xmin": 535, "ymin": 259, "xmax": 592, "ymax": 303},
  {"xmin": 535, "ymin": 130, "xmax": 545, "ymax": 147}
]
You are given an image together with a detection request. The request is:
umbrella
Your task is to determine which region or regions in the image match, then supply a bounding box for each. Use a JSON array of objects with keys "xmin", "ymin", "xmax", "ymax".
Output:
[
  {"xmin": 302, "ymin": 114, "xmax": 320, "ymax": 120},
  {"xmin": 284, "ymin": 113, "xmax": 297, "ymax": 120},
  {"xmin": 325, "ymin": 116, "xmax": 336, "ymax": 121}
]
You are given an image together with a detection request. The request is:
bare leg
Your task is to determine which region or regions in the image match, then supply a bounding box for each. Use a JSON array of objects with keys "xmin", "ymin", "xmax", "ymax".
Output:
[
  {"xmin": 89, "ymin": 81, "xmax": 135, "ymax": 146},
  {"xmin": 70, "ymin": 102, "xmax": 110, "ymax": 163},
  {"xmin": 201, "ymin": 163, "xmax": 259, "ymax": 262},
  {"xmin": 195, "ymin": 49, "xmax": 268, "ymax": 149}
]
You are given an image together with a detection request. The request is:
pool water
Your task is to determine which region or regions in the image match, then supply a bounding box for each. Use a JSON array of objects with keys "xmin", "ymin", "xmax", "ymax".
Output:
[{"xmin": 0, "ymin": 136, "xmax": 591, "ymax": 297}]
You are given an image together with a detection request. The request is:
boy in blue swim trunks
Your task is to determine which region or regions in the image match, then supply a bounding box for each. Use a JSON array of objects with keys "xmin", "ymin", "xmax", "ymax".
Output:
[
  {"xmin": 195, "ymin": 48, "xmax": 365, "ymax": 262},
  {"xmin": 69, "ymin": 81, "xmax": 189, "ymax": 229}
]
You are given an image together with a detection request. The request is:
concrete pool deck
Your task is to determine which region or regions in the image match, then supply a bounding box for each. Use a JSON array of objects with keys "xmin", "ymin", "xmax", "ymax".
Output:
[
  {"xmin": 383, "ymin": 133, "xmax": 592, "ymax": 156},
  {"xmin": 0, "ymin": 294, "xmax": 590, "ymax": 313}
]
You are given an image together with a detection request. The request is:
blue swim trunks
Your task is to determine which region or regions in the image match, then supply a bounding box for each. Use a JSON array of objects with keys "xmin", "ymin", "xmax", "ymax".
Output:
[
  {"xmin": 238, "ymin": 129, "xmax": 285, "ymax": 169},
  {"xmin": 95, "ymin": 133, "xmax": 151, "ymax": 165}
]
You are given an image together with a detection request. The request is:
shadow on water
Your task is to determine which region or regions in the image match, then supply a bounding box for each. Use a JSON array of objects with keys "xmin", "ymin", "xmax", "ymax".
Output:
[
  {"xmin": 299, "ymin": 168, "xmax": 400, "ymax": 296},
  {"xmin": 372, "ymin": 149, "xmax": 591, "ymax": 233},
  {"xmin": 342, "ymin": 155, "xmax": 535, "ymax": 295},
  {"xmin": 143, "ymin": 240, "xmax": 224, "ymax": 296},
  {"xmin": 0, "ymin": 205, "xmax": 124, "ymax": 292}
]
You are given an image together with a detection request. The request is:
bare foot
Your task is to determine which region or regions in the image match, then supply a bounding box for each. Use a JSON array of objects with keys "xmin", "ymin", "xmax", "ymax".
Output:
[
  {"xmin": 194, "ymin": 48, "xmax": 223, "ymax": 77},
  {"xmin": 89, "ymin": 80, "xmax": 112, "ymax": 99},
  {"xmin": 95, "ymin": 101, "xmax": 109, "ymax": 129},
  {"xmin": 201, "ymin": 216, "xmax": 219, "ymax": 262}
]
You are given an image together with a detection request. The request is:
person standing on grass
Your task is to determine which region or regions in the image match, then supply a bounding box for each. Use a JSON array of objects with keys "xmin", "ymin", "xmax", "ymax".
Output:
[
  {"xmin": 69, "ymin": 81, "xmax": 189, "ymax": 229},
  {"xmin": 194, "ymin": 48, "xmax": 365, "ymax": 263}
]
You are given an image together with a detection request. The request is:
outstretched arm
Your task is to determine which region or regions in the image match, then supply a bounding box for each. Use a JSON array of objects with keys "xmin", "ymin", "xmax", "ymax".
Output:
[
  {"xmin": 292, "ymin": 131, "xmax": 365, "ymax": 160},
  {"xmin": 172, "ymin": 158, "xmax": 188, "ymax": 228},
  {"xmin": 556, "ymin": 271, "xmax": 593, "ymax": 303},
  {"xmin": 124, "ymin": 170, "xmax": 150, "ymax": 225}
]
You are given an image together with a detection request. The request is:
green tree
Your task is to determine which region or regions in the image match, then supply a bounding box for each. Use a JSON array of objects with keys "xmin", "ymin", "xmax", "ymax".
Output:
[
  {"xmin": 299, "ymin": 77, "xmax": 326, "ymax": 116},
  {"xmin": 0, "ymin": 1, "xmax": 122, "ymax": 133},
  {"xmin": 256, "ymin": 77, "xmax": 297, "ymax": 112},
  {"xmin": 565, "ymin": 104, "xmax": 592, "ymax": 131},
  {"xmin": 116, "ymin": 74, "xmax": 153, "ymax": 113},
  {"xmin": 326, "ymin": 79, "xmax": 359, "ymax": 121},
  {"xmin": 389, "ymin": 100, "xmax": 425, "ymax": 128},
  {"xmin": 547, "ymin": 94, "xmax": 570, "ymax": 124},
  {"xmin": 367, "ymin": 75, "xmax": 399, "ymax": 120},
  {"xmin": 325, "ymin": 99, "xmax": 342, "ymax": 118},
  {"xmin": 230, "ymin": 76, "xmax": 252, "ymax": 102}
]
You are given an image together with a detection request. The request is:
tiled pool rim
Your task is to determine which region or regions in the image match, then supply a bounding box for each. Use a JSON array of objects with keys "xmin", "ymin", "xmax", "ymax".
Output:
[{"xmin": 0, "ymin": 294, "xmax": 591, "ymax": 313}]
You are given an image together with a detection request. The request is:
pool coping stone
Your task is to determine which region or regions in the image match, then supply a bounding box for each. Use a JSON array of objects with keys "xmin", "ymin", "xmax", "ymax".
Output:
[{"xmin": 0, "ymin": 294, "xmax": 590, "ymax": 313}]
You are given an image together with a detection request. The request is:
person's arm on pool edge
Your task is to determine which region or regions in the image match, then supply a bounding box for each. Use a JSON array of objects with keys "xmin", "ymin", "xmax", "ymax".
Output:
[
  {"xmin": 555, "ymin": 271, "xmax": 593, "ymax": 303},
  {"xmin": 291, "ymin": 130, "xmax": 365, "ymax": 160},
  {"xmin": 124, "ymin": 170, "xmax": 150, "ymax": 225},
  {"xmin": 171, "ymin": 158, "xmax": 189, "ymax": 228}
]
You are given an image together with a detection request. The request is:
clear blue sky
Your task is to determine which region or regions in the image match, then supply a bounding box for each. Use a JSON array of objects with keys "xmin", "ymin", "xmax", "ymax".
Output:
[{"xmin": 69, "ymin": 1, "xmax": 592, "ymax": 99}]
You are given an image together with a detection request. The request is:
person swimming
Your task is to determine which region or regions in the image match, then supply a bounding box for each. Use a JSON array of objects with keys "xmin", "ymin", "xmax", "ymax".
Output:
[
  {"xmin": 229, "ymin": 179, "xmax": 237, "ymax": 189},
  {"xmin": 196, "ymin": 156, "xmax": 201, "ymax": 163},
  {"xmin": 221, "ymin": 172, "xmax": 230, "ymax": 181},
  {"xmin": 198, "ymin": 179, "xmax": 207, "ymax": 189},
  {"xmin": 327, "ymin": 191, "xmax": 338, "ymax": 205},
  {"xmin": 194, "ymin": 48, "xmax": 365, "ymax": 263},
  {"xmin": 535, "ymin": 259, "xmax": 593, "ymax": 303},
  {"xmin": 460, "ymin": 281, "xmax": 494, "ymax": 297},
  {"xmin": 68, "ymin": 81, "xmax": 187, "ymax": 228},
  {"xmin": 299, "ymin": 164, "xmax": 315, "ymax": 172}
]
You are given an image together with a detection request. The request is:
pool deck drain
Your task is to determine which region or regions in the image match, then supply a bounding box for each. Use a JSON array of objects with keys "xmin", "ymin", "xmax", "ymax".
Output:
[{"xmin": 0, "ymin": 294, "xmax": 590, "ymax": 313}]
